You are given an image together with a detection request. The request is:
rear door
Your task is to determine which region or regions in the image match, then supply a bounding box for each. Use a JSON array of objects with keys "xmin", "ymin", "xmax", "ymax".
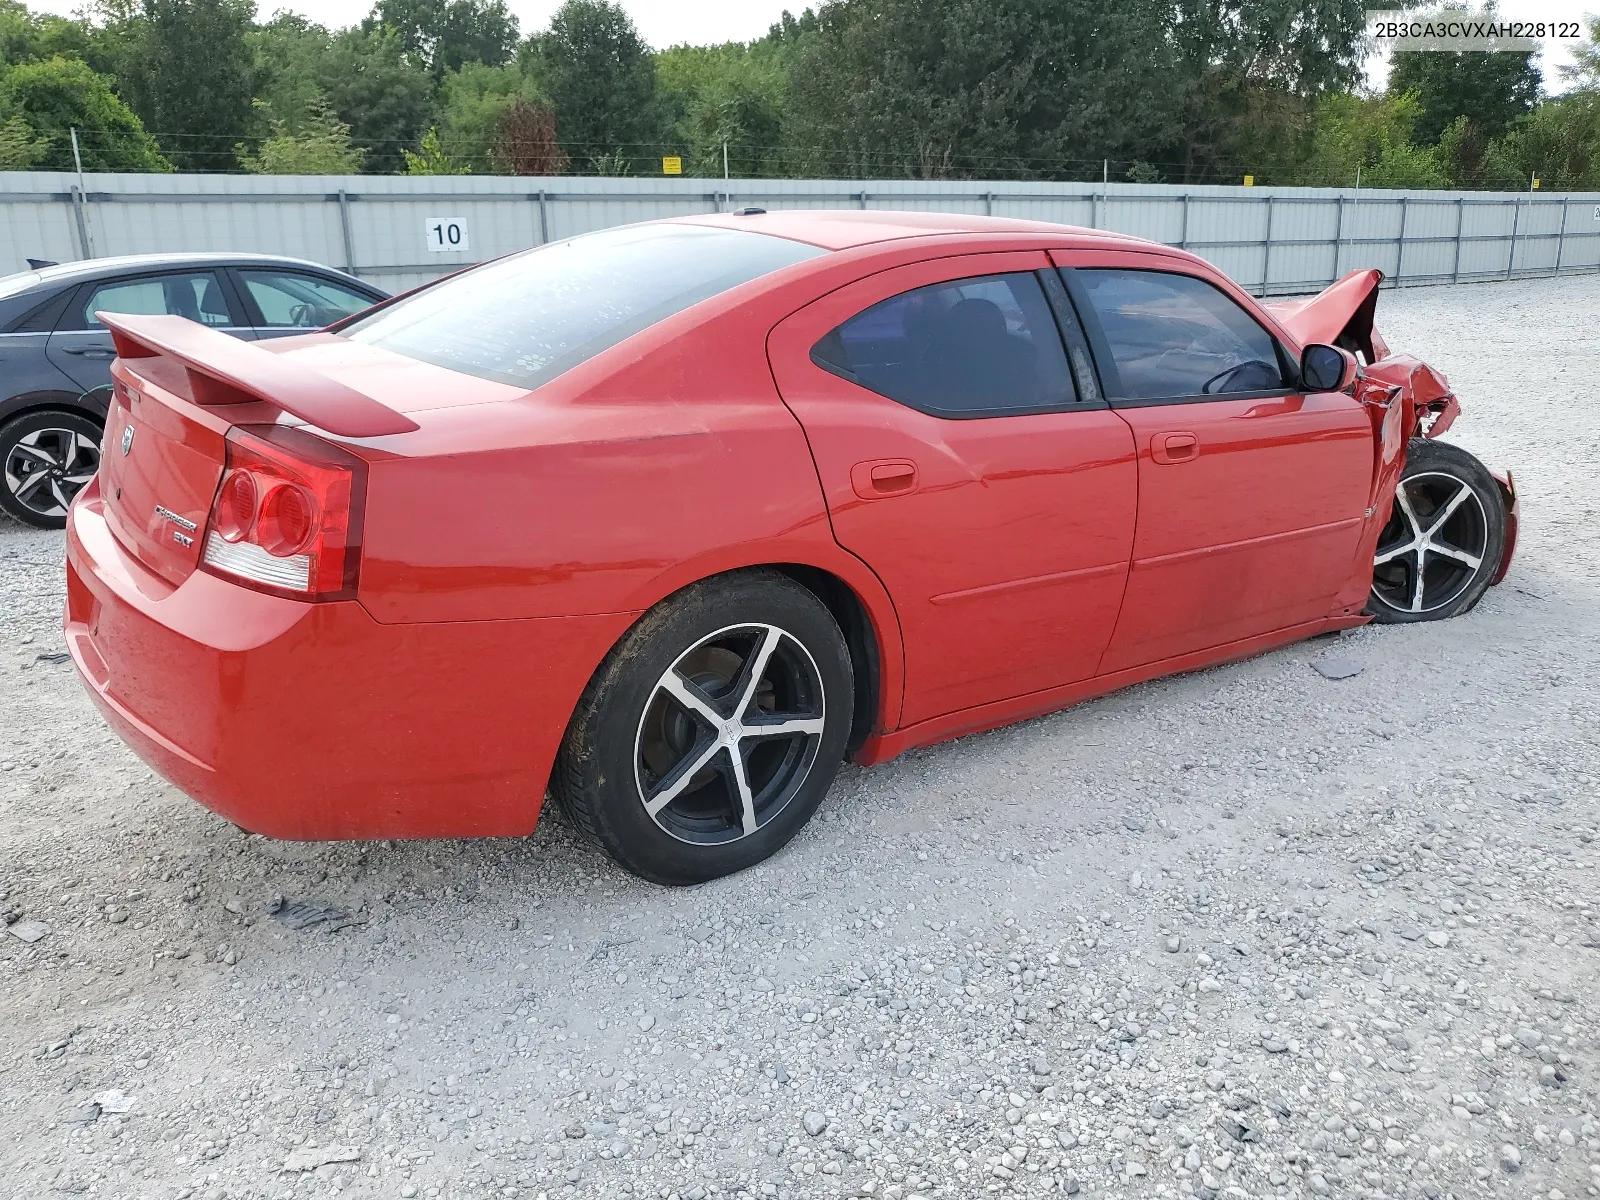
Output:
[
  {"xmin": 46, "ymin": 270, "xmax": 252, "ymax": 395},
  {"xmin": 230, "ymin": 267, "xmax": 381, "ymax": 339},
  {"xmin": 769, "ymin": 252, "xmax": 1137, "ymax": 729},
  {"xmin": 1054, "ymin": 252, "xmax": 1373, "ymax": 672}
]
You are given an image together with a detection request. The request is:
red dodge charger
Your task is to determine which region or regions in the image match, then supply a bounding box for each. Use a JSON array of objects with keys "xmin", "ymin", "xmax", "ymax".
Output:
[{"xmin": 64, "ymin": 211, "xmax": 1517, "ymax": 884}]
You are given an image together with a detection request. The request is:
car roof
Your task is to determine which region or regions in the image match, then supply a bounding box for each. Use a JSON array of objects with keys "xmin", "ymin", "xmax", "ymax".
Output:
[
  {"xmin": 673, "ymin": 209, "xmax": 1155, "ymax": 252},
  {"xmin": 1, "ymin": 252, "xmax": 366, "ymax": 290}
]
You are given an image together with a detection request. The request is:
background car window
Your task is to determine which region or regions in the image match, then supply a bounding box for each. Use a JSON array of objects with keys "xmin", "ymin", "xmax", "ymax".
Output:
[
  {"xmin": 343, "ymin": 224, "xmax": 824, "ymax": 390},
  {"xmin": 78, "ymin": 273, "xmax": 232, "ymax": 329},
  {"xmin": 240, "ymin": 270, "xmax": 373, "ymax": 328},
  {"xmin": 810, "ymin": 271, "xmax": 1075, "ymax": 417},
  {"xmin": 1077, "ymin": 269, "xmax": 1285, "ymax": 401}
]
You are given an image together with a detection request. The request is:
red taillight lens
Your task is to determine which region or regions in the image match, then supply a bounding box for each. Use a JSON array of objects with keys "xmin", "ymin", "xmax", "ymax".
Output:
[
  {"xmin": 199, "ymin": 426, "xmax": 366, "ymax": 601},
  {"xmin": 214, "ymin": 471, "xmax": 258, "ymax": 542}
]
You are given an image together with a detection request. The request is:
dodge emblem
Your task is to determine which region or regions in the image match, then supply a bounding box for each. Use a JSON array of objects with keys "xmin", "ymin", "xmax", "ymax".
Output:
[{"xmin": 121, "ymin": 425, "xmax": 135, "ymax": 455}]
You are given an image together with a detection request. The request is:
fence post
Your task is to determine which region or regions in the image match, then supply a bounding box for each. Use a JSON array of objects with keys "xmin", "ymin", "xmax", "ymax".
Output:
[
  {"xmin": 68, "ymin": 185, "xmax": 92, "ymax": 261},
  {"xmin": 856, "ymin": 191, "xmax": 867, "ymax": 210},
  {"xmin": 1395, "ymin": 196, "xmax": 1408, "ymax": 286},
  {"xmin": 537, "ymin": 190, "xmax": 549, "ymax": 244},
  {"xmin": 336, "ymin": 189, "xmax": 356, "ymax": 275},
  {"xmin": 1261, "ymin": 195, "xmax": 1275, "ymax": 295},
  {"xmin": 1332, "ymin": 194, "xmax": 1345, "ymax": 280},
  {"xmin": 1451, "ymin": 197, "xmax": 1464, "ymax": 283},
  {"xmin": 1179, "ymin": 194, "xmax": 1190, "ymax": 250},
  {"xmin": 1553, "ymin": 199, "xmax": 1568, "ymax": 275},
  {"xmin": 1506, "ymin": 197, "xmax": 1522, "ymax": 279},
  {"xmin": 1090, "ymin": 189, "xmax": 1099, "ymax": 230},
  {"xmin": 985, "ymin": 191, "xmax": 994, "ymax": 217}
]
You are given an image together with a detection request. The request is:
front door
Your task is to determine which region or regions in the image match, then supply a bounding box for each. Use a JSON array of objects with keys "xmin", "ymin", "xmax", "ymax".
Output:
[
  {"xmin": 1055, "ymin": 256, "xmax": 1374, "ymax": 673},
  {"xmin": 768, "ymin": 252, "xmax": 1138, "ymax": 729}
]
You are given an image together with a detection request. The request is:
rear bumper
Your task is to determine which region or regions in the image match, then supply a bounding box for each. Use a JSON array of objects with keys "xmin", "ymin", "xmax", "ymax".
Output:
[{"xmin": 65, "ymin": 483, "xmax": 635, "ymax": 839}]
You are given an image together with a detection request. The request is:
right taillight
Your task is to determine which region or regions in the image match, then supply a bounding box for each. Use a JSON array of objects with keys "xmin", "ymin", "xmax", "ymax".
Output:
[{"xmin": 200, "ymin": 425, "xmax": 366, "ymax": 601}]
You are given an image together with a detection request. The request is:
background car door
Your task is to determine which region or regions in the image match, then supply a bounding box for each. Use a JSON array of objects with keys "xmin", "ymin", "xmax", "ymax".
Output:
[
  {"xmin": 769, "ymin": 252, "xmax": 1137, "ymax": 729},
  {"xmin": 230, "ymin": 267, "xmax": 381, "ymax": 339},
  {"xmin": 45, "ymin": 270, "xmax": 251, "ymax": 395},
  {"xmin": 1053, "ymin": 253, "xmax": 1374, "ymax": 673}
]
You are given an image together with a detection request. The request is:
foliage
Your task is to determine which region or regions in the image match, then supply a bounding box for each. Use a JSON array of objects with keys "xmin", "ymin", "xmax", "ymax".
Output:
[
  {"xmin": 526, "ymin": 0, "xmax": 657, "ymax": 172},
  {"xmin": 1434, "ymin": 114, "xmax": 1523, "ymax": 189},
  {"xmin": 118, "ymin": 0, "xmax": 257, "ymax": 171},
  {"xmin": 1309, "ymin": 91, "xmax": 1445, "ymax": 188},
  {"xmin": 236, "ymin": 95, "xmax": 366, "ymax": 174},
  {"xmin": 1387, "ymin": 45, "xmax": 1541, "ymax": 146},
  {"xmin": 0, "ymin": 111, "xmax": 48, "ymax": 167},
  {"xmin": 402, "ymin": 125, "xmax": 465, "ymax": 172},
  {"xmin": 1496, "ymin": 95, "xmax": 1600, "ymax": 191},
  {"xmin": 1, "ymin": 0, "xmax": 94, "ymax": 65},
  {"xmin": 435, "ymin": 59, "xmax": 542, "ymax": 169},
  {"xmin": 1560, "ymin": 15, "xmax": 1600, "ymax": 93},
  {"xmin": 366, "ymin": 0, "xmax": 518, "ymax": 77},
  {"xmin": 0, "ymin": 54, "xmax": 169, "ymax": 169},
  {"xmin": 656, "ymin": 41, "xmax": 787, "ymax": 177},
  {"xmin": 492, "ymin": 96, "xmax": 567, "ymax": 174}
]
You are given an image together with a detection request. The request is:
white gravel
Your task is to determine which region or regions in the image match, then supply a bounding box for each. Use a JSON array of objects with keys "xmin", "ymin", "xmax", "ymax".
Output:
[{"xmin": 2, "ymin": 273, "xmax": 1598, "ymax": 1200}]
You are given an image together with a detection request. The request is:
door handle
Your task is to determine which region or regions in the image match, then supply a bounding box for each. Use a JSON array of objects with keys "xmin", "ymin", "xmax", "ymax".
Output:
[
  {"xmin": 63, "ymin": 347, "xmax": 116, "ymax": 358},
  {"xmin": 1151, "ymin": 432, "xmax": 1199, "ymax": 465},
  {"xmin": 850, "ymin": 459, "xmax": 918, "ymax": 499}
]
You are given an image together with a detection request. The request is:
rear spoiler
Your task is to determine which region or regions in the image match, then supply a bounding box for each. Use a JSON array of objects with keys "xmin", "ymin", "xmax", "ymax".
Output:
[{"xmin": 97, "ymin": 311, "xmax": 419, "ymax": 438}]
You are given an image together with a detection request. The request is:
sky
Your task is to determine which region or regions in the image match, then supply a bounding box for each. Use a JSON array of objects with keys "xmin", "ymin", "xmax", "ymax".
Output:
[{"xmin": 24, "ymin": 0, "xmax": 1597, "ymax": 88}]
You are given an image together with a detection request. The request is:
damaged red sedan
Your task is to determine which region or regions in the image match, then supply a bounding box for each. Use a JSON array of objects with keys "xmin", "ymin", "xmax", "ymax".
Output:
[{"xmin": 64, "ymin": 211, "xmax": 1517, "ymax": 884}]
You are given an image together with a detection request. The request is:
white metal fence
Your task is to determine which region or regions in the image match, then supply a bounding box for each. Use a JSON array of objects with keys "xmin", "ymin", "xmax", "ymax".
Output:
[{"xmin": 4, "ymin": 171, "xmax": 1600, "ymax": 295}]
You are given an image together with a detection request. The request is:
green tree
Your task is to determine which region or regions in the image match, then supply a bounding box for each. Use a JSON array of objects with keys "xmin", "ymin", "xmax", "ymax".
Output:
[
  {"xmin": 655, "ymin": 41, "xmax": 787, "ymax": 176},
  {"xmin": 0, "ymin": 54, "xmax": 169, "ymax": 169},
  {"xmin": 782, "ymin": 0, "xmax": 1178, "ymax": 180},
  {"xmin": 116, "ymin": 0, "xmax": 257, "ymax": 171},
  {"xmin": 1308, "ymin": 91, "xmax": 1446, "ymax": 188},
  {"xmin": 1, "ymin": 0, "xmax": 95, "ymax": 66},
  {"xmin": 236, "ymin": 94, "xmax": 366, "ymax": 173},
  {"xmin": 366, "ymin": 0, "xmax": 518, "ymax": 77},
  {"xmin": 402, "ymin": 125, "xmax": 465, "ymax": 172},
  {"xmin": 1387, "ymin": 46, "xmax": 1541, "ymax": 146},
  {"xmin": 435, "ymin": 59, "xmax": 543, "ymax": 169},
  {"xmin": 1497, "ymin": 94, "xmax": 1600, "ymax": 190},
  {"xmin": 1434, "ymin": 113, "xmax": 1523, "ymax": 188},
  {"xmin": 1560, "ymin": 15, "xmax": 1600, "ymax": 92},
  {"xmin": 526, "ymin": 0, "xmax": 658, "ymax": 172},
  {"xmin": 251, "ymin": 16, "xmax": 436, "ymax": 173},
  {"xmin": 0, "ymin": 111, "xmax": 49, "ymax": 167}
]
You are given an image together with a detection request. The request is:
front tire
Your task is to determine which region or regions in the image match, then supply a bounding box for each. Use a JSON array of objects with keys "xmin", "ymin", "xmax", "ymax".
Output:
[
  {"xmin": 0, "ymin": 411, "xmax": 103, "ymax": 529},
  {"xmin": 1368, "ymin": 439, "xmax": 1505, "ymax": 623},
  {"xmin": 554, "ymin": 570, "xmax": 854, "ymax": 886}
]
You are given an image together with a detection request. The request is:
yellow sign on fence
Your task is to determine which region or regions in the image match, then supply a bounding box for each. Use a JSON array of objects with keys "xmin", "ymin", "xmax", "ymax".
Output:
[
  {"xmin": 662, "ymin": 156, "xmax": 682, "ymax": 175},
  {"xmin": 1242, "ymin": 174, "xmax": 1255, "ymax": 187}
]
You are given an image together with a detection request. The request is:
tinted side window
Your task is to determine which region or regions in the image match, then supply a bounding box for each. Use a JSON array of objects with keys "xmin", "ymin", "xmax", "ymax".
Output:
[
  {"xmin": 811, "ymin": 272, "xmax": 1075, "ymax": 417},
  {"xmin": 1077, "ymin": 269, "xmax": 1285, "ymax": 401},
  {"xmin": 240, "ymin": 270, "xmax": 375, "ymax": 328},
  {"xmin": 74, "ymin": 272, "xmax": 234, "ymax": 330}
]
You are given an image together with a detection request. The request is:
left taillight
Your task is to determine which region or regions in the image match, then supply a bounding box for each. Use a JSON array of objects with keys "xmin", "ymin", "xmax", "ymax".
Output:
[{"xmin": 200, "ymin": 425, "xmax": 366, "ymax": 601}]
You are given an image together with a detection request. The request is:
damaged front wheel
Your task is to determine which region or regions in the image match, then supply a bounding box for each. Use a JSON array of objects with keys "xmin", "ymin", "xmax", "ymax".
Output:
[{"xmin": 1368, "ymin": 439, "xmax": 1505, "ymax": 623}]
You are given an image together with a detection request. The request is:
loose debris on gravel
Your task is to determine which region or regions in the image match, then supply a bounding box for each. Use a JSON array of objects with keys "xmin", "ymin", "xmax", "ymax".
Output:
[{"xmin": 1, "ymin": 274, "xmax": 1597, "ymax": 1200}]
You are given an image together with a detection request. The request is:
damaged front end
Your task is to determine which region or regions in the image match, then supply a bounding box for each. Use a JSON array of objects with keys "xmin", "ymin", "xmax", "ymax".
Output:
[{"xmin": 1271, "ymin": 269, "xmax": 1517, "ymax": 587}]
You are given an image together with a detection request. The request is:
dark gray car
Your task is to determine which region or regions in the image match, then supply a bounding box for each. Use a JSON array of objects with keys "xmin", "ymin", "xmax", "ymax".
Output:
[{"xmin": 0, "ymin": 252, "xmax": 387, "ymax": 528}]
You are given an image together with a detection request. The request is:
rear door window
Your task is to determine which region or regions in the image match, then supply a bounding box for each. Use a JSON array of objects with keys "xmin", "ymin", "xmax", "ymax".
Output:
[
  {"xmin": 809, "ymin": 271, "xmax": 1076, "ymax": 417},
  {"xmin": 71, "ymin": 272, "xmax": 237, "ymax": 330},
  {"xmin": 1074, "ymin": 269, "xmax": 1286, "ymax": 402},
  {"xmin": 341, "ymin": 224, "xmax": 824, "ymax": 390}
]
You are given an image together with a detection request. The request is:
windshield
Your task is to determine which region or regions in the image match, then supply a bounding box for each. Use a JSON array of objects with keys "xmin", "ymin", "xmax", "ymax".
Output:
[{"xmin": 341, "ymin": 223, "xmax": 825, "ymax": 390}]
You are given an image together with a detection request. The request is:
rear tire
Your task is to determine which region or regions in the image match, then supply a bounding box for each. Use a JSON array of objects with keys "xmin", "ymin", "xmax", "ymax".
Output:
[
  {"xmin": 1368, "ymin": 439, "xmax": 1505, "ymax": 624},
  {"xmin": 554, "ymin": 570, "xmax": 853, "ymax": 886},
  {"xmin": 0, "ymin": 410, "xmax": 103, "ymax": 530}
]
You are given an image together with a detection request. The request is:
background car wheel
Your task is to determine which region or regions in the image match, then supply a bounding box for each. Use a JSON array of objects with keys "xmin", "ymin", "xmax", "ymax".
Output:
[
  {"xmin": 0, "ymin": 411, "xmax": 103, "ymax": 530},
  {"xmin": 555, "ymin": 570, "xmax": 854, "ymax": 886},
  {"xmin": 1368, "ymin": 438, "xmax": 1505, "ymax": 624}
]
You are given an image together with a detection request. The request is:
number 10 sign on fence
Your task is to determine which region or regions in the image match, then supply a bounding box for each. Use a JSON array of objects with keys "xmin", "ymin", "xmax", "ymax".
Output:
[{"xmin": 425, "ymin": 217, "xmax": 469, "ymax": 253}]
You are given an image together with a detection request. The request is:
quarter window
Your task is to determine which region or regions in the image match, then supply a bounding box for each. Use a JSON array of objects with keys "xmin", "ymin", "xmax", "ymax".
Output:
[
  {"xmin": 1076, "ymin": 269, "xmax": 1285, "ymax": 401},
  {"xmin": 811, "ymin": 271, "xmax": 1075, "ymax": 417},
  {"xmin": 76, "ymin": 272, "xmax": 233, "ymax": 330},
  {"xmin": 240, "ymin": 270, "xmax": 375, "ymax": 328}
]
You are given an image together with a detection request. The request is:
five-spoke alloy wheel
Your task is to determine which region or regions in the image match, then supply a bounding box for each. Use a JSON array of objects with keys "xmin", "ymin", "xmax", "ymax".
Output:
[
  {"xmin": 1368, "ymin": 439, "xmax": 1505, "ymax": 623},
  {"xmin": 556, "ymin": 570, "xmax": 853, "ymax": 885},
  {"xmin": 0, "ymin": 411, "xmax": 103, "ymax": 529}
]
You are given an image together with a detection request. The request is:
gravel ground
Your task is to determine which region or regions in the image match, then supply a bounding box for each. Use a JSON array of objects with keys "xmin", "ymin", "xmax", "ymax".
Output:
[{"xmin": 1, "ymin": 273, "xmax": 1598, "ymax": 1200}]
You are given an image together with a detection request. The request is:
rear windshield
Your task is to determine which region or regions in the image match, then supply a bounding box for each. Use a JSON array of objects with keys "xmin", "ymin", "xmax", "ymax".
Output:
[{"xmin": 341, "ymin": 223, "xmax": 825, "ymax": 389}]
